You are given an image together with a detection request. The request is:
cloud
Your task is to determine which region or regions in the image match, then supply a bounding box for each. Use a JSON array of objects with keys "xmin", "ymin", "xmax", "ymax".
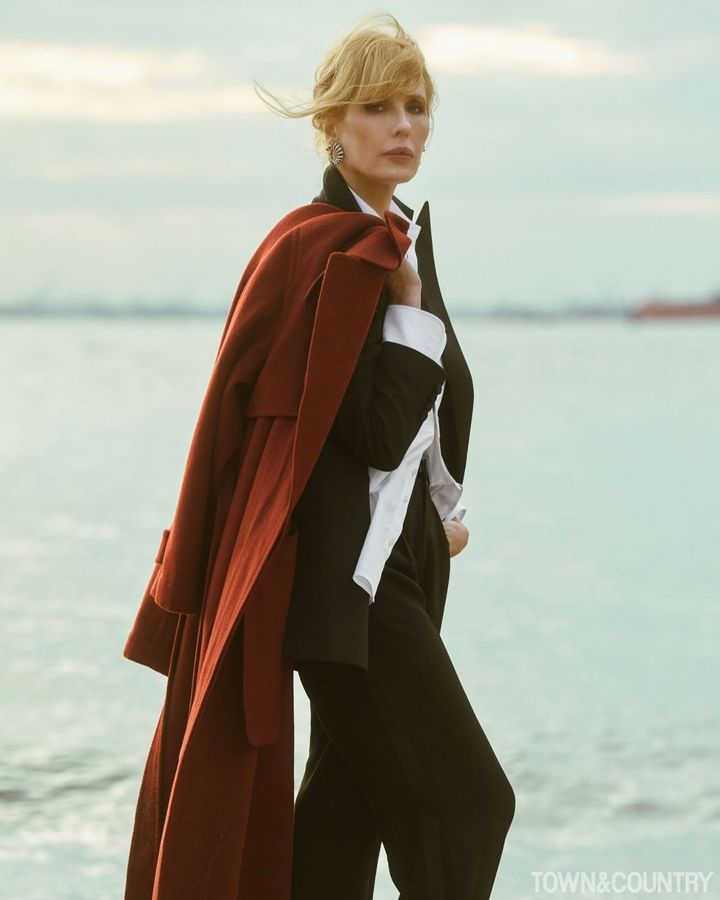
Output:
[
  {"xmin": 440, "ymin": 192, "xmax": 720, "ymax": 219},
  {"xmin": 417, "ymin": 22, "xmax": 642, "ymax": 76},
  {"xmin": 0, "ymin": 25, "xmax": 643, "ymax": 124},
  {"xmin": 0, "ymin": 40, "xmax": 267, "ymax": 122},
  {"xmin": 35, "ymin": 158, "xmax": 190, "ymax": 180},
  {"xmin": 4, "ymin": 210, "xmax": 128, "ymax": 242},
  {"xmin": 596, "ymin": 192, "xmax": 720, "ymax": 214}
]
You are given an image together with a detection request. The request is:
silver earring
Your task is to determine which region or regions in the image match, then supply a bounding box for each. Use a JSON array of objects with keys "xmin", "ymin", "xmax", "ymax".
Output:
[{"xmin": 326, "ymin": 140, "xmax": 344, "ymax": 165}]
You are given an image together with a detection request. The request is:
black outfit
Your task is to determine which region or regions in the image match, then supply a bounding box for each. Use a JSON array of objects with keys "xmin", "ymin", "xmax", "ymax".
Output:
[
  {"xmin": 283, "ymin": 163, "xmax": 474, "ymax": 670},
  {"xmin": 286, "ymin": 165, "xmax": 515, "ymax": 899}
]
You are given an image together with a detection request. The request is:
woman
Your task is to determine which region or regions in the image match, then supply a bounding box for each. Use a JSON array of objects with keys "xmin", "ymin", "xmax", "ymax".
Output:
[
  {"xmin": 123, "ymin": 13, "xmax": 514, "ymax": 900},
  {"xmin": 256, "ymin": 13, "xmax": 516, "ymax": 900}
]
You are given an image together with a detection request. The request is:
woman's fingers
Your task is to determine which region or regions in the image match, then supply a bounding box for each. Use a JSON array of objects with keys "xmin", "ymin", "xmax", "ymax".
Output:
[{"xmin": 442, "ymin": 518, "xmax": 469, "ymax": 558}]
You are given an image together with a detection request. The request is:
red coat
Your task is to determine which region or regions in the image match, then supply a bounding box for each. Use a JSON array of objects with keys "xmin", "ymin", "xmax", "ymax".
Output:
[{"xmin": 122, "ymin": 200, "xmax": 412, "ymax": 899}]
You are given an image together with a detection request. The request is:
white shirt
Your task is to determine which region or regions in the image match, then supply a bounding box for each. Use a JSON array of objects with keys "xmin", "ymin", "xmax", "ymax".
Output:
[{"xmin": 347, "ymin": 185, "xmax": 467, "ymax": 603}]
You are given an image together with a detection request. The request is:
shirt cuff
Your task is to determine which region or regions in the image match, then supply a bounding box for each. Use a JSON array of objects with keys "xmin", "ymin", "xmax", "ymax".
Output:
[
  {"xmin": 382, "ymin": 304, "xmax": 446, "ymax": 363},
  {"xmin": 442, "ymin": 499, "xmax": 466, "ymax": 523}
]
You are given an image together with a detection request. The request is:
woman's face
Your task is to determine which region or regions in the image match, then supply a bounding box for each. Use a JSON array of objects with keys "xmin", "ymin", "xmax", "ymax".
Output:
[{"xmin": 329, "ymin": 80, "xmax": 430, "ymax": 189}]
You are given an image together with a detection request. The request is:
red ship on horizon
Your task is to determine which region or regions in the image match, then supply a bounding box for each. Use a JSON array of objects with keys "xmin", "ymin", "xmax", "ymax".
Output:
[{"xmin": 631, "ymin": 295, "xmax": 720, "ymax": 319}]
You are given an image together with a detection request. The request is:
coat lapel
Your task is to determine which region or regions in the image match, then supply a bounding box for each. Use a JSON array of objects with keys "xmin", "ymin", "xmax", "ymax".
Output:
[{"xmin": 312, "ymin": 163, "xmax": 474, "ymax": 484}]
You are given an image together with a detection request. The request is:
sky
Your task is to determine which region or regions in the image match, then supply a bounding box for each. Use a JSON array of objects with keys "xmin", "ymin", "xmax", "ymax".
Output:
[{"xmin": 2, "ymin": 0, "xmax": 719, "ymax": 312}]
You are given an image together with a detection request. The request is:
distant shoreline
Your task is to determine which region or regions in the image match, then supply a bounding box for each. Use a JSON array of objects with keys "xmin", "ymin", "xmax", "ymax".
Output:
[
  {"xmin": 0, "ymin": 302, "xmax": 654, "ymax": 321},
  {"xmin": 1, "ymin": 299, "xmax": 719, "ymax": 321}
]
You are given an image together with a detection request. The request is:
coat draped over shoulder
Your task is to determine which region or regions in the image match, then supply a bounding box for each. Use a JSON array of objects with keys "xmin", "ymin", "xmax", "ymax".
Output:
[{"xmin": 122, "ymin": 201, "xmax": 412, "ymax": 899}]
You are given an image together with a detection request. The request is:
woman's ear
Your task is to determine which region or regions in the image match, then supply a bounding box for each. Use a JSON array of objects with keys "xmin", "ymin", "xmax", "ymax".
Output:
[{"xmin": 323, "ymin": 113, "xmax": 339, "ymax": 144}]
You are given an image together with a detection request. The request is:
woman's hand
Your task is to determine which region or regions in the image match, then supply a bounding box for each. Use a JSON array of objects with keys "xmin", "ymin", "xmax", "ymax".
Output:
[
  {"xmin": 385, "ymin": 258, "xmax": 422, "ymax": 308},
  {"xmin": 442, "ymin": 517, "xmax": 469, "ymax": 558}
]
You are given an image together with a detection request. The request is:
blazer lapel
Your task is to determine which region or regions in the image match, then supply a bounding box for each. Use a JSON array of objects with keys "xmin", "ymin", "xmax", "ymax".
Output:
[
  {"xmin": 407, "ymin": 197, "xmax": 474, "ymax": 484},
  {"xmin": 312, "ymin": 164, "xmax": 474, "ymax": 484}
]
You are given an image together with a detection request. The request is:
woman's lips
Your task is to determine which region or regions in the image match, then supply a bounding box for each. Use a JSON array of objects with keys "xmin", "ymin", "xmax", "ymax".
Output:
[{"xmin": 384, "ymin": 151, "xmax": 413, "ymax": 159}]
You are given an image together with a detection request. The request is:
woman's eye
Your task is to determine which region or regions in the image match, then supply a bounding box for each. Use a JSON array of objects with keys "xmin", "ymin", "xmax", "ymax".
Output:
[{"xmin": 365, "ymin": 101, "xmax": 426, "ymax": 114}]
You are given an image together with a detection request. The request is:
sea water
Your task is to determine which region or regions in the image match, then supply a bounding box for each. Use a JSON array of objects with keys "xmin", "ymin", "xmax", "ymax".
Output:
[{"xmin": 1, "ymin": 316, "xmax": 718, "ymax": 899}]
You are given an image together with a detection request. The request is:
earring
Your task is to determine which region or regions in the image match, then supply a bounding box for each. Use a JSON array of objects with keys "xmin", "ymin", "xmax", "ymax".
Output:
[
  {"xmin": 326, "ymin": 140, "xmax": 344, "ymax": 165},
  {"xmin": 423, "ymin": 146, "xmax": 426, "ymax": 152}
]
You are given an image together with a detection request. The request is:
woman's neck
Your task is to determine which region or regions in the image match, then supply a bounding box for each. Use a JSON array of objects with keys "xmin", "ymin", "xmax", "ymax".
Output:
[{"xmin": 337, "ymin": 165, "xmax": 395, "ymax": 216}]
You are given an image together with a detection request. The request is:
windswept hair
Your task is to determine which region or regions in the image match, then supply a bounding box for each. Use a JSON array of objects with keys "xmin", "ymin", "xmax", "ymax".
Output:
[{"xmin": 253, "ymin": 12, "xmax": 438, "ymax": 157}]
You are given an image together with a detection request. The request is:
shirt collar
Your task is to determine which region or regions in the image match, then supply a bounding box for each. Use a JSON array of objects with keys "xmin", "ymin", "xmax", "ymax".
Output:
[{"xmin": 347, "ymin": 184, "xmax": 422, "ymax": 242}]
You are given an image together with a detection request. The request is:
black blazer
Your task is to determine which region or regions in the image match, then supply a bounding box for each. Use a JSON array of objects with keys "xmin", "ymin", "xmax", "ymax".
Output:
[{"xmin": 282, "ymin": 163, "xmax": 474, "ymax": 671}]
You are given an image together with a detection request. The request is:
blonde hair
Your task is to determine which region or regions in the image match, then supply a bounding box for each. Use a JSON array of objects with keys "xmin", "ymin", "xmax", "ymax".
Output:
[{"xmin": 253, "ymin": 12, "xmax": 438, "ymax": 158}]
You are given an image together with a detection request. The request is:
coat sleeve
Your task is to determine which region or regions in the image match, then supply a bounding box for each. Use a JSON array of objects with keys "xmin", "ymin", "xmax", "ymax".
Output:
[
  {"xmin": 123, "ymin": 227, "xmax": 297, "ymax": 672},
  {"xmin": 328, "ymin": 290, "xmax": 446, "ymax": 471}
]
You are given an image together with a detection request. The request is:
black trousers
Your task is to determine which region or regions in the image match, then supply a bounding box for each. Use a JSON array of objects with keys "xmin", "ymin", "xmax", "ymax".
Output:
[{"xmin": 292, "ymin": 459, "xmax": 515, "ymax": 899}]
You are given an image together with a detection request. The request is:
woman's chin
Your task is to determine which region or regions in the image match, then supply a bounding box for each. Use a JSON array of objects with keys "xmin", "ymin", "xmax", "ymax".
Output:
[{"xmin": 377, "ymin": 157, "xmax": 419, "ymax": 180}]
